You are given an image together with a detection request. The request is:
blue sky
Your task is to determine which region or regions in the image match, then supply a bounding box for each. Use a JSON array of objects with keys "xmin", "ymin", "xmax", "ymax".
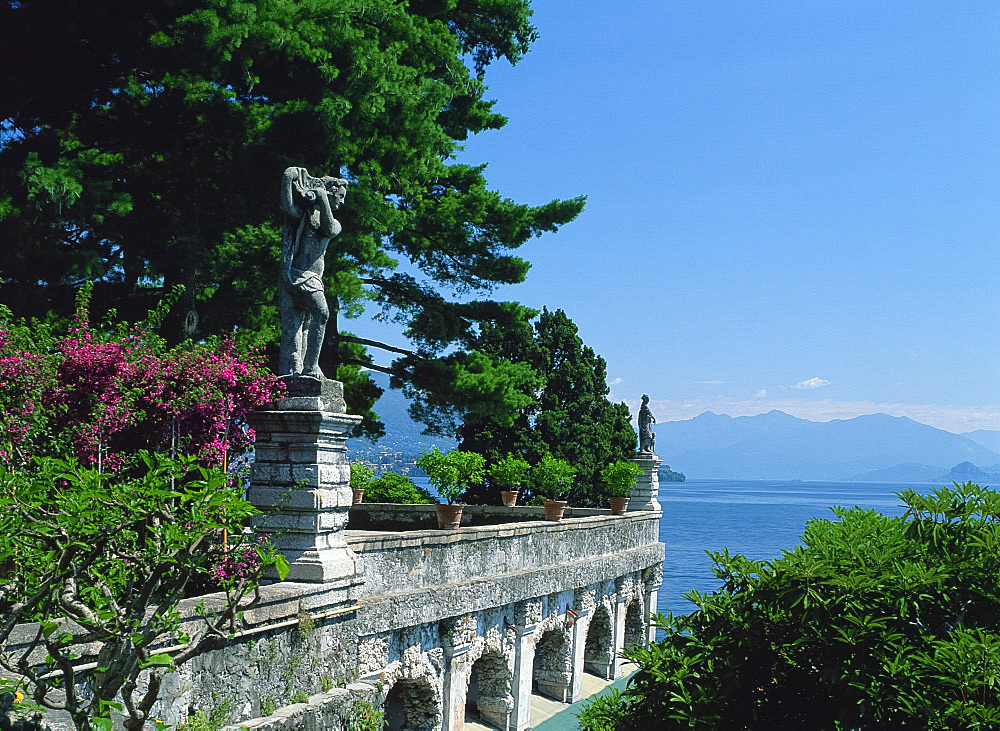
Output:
[{"xmin": 362, "ymin": 1, "xmax": 1000, "ymax": 433}]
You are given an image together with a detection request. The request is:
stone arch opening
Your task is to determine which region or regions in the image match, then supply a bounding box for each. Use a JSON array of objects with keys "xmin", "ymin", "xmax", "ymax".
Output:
[
  {"xmin": 584, "ymin": 604, "xmax": 614, "ymax": 679},
  {"xmin": 624, "ymin": 600, "xmax": 645, "ymax": 651},
  {"xmin": 532, "ymin": 627, "xmax": 572, "ymax": 703},
  {"xmin": 383, "ymin": 676, "xmax": 440, "ymax": 731},
  {"xmin": 465, "ymin": 650, "xmax": 513, "ymax": 729}
]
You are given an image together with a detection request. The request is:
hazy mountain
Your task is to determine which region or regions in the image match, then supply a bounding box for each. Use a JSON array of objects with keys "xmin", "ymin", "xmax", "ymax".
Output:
[
  {"xmin": 654, "ymin": 411, "xmax": 1000, "ymax": 480},
  {"xmin": 346, "ymin": 372, "xmax": 456, "ymax": 457},
  {"xmin": 848, "ymin": 462, "xmax": 947, "ymax": 483},
  {"xmin": 963, "ymin": 429, "xmax": 1000, "ymax": 454},
  {"xmin": 936, "ymin": 461, "xmax": 1000, "ymax": 484}
]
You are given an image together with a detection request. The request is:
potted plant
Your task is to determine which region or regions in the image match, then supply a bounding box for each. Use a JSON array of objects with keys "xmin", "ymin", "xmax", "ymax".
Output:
[
  {"xmin": 416, "ymin": 448, "xmax": 486, "ymax": 529},
  {"xmin": 533, "ymin": 455, "xmax": 576, "ymax": 521},
  {"xmin": 490, "ymin": 454, "xmax": 530, "ymax": 507},
  {"xmin": 601, "ymin": 460, "xmax": 642, "ymax": 515},
  {"xmin": 349, "ymin": 462, "xmax": 374, "ymax": 504}
]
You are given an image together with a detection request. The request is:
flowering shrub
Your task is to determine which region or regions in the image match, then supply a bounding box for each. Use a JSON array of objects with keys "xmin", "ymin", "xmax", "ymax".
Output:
[{"xmin": 0, "ymin": 283, "xmax": 282, "ymax": 470}]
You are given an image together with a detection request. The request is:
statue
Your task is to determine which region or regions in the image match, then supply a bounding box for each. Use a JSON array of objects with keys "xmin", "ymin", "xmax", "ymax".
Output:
[
  {"xmin": 278, "ymin": 166, "xmax": 348, "ymax": 379},
  {"xmin": 638, "ymin": 394, "xmax": 656, "ymax": 454}
]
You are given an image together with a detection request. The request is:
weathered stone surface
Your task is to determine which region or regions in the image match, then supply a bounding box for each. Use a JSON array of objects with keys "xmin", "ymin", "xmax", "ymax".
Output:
[
  {"xmin": 629, "ymin": 452, "xmax": 663, "ymax": 511},
  {"xmin": 275, "ymin": 374, "xmax": 347, "ymax": 413}
]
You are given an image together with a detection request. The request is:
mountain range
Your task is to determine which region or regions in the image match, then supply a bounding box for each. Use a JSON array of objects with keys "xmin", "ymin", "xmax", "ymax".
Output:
[
  {"xmin": 346, "ymin": 374, "xmax": 999, "ymax": 483},
  {"xmin": 653, "ymin": 411, "xmax": 1000, "ymax": 482}
]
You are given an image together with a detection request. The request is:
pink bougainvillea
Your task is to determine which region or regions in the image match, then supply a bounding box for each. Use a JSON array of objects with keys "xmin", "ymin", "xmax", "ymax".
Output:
[{"xmin": 0, "ymin": 295, "xmax": 283, "ymax": 471}]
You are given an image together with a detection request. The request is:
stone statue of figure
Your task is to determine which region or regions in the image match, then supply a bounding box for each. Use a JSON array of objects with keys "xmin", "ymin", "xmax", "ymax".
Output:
[
  {"xmin": 638, "ymin": 394, "xmax": 656, "ymax": 454},
  {"xmin": 278, "ymin": 166, "xmax": 348, "ymax": 379}
]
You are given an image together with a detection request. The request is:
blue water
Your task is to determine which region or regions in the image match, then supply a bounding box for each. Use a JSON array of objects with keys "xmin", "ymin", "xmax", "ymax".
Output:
[{"xmin": 656, "ymin": 480, "xmax": 918, "ymax": 617}]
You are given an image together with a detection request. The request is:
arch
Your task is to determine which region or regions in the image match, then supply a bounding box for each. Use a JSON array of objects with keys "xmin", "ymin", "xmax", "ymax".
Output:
[
  {"xmin": 465, "ymin": 650, "xmax": 513, "ymax": 729},
  {"xmin": 532, "ymin": 627, "xmax": 572, "ymax": 703},
  {"xmin": 624, "ymin": 600, "xmax": 645, "ymax": 651},
  {"xmin": 584, "ymin": 604, "xmax": 614, "ymax": 679},
  {"xmin": 383, "ymin": 676, "xmax": 440, "ymax": 731}
]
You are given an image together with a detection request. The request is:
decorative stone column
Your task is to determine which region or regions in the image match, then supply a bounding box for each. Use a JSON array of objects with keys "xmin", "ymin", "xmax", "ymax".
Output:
[
  {"xmin": 643, "ymin": 564, "xmax": 663, "ymax": 646},
  {"xmin": 441, "ymin": 644, "xmax": 471, "ymax": 731},
  {"xmin": 246, "ymin": 379, "xmax": 364, "ymax": 601},
  {"xmin": 629, "ymin": 451, "xmax": 662, "ymax": 512},
  {"xmin": 509, "ymin": 601, "xmax": 541, "ymax": 731},
  {"xmin": 611, "ymin": 597, "xmax": 628, "ymax": 679},
  {"xmin": 568, "ymin": 607, "xmax": 591, "ymax": 703}
]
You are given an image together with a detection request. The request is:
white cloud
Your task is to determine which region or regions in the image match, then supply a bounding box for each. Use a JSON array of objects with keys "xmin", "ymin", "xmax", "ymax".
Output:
[
  {"xmin": 694, "ymin": 380, "xmax": 726, "ymax": 385},
  {"xmin": 794, "ymin": 377, "xmax": 831, "ymax": 390},
  {"xmin": 626, "ymin": 396, "xmax": 1000, "ymax": 433},
  {"xmin": 608, "ymin": 376, "xmax": 623, "ymax": 386},
  {"xmin": 755, "ymin": 388, "xmax": 766, "ymax": 399}
]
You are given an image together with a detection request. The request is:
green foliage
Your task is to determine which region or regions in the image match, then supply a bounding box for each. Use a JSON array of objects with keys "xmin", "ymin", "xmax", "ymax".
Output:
[
  {"xmin": 290, "ymin": 690, "xmax": 309, "ymax": 704},
  {"xmin": 415, "ymin": 448, "xmax": 485, "ymax": 504},
  {"xmin": 601, "ymin": 460, "xmax": 642, "ymax": 498},
  {"xmin": 658, "ymin": 465, "xmax": 686, "ymax": 482},
  {"xmin": 0, "ymin": 454, "xmax": 284, "ymax": 731},
  {"xmin": 459, "ymin": 308, "xmax": 635, "ymax": 506},
  {"xmin": 320, "ymin": 675, "xmax": 334, "ymax": 692},
  {"xmin": 1, "ymin": 0, "xmax": 584, "ymax": 438},
  {"xmin": 260, "ymin": 698, "xmax": 275, "ymax": 717},
  {"xmin": 177, "ymin": 699, "xmax": 233, "ymax": 731},
  {"xmin": 578, "ymin": 482, "xmax": 1000, "ymax": 730},
  {"xmin": 365, "ymin": 471, "xmax": 434, "ymax": 504},
  {"xmin": 490, "ymin": 454, "xmax": 531, "ymax": 490},
  {"xmin": 533, "ymin": 455, "xmax": 576, "ymax": 501},
  {"xmin": 349, "ymin": 462, "xmax": 375, "ymax": 492},
  {"xmin": 294, "ymin": 611, "xmax": 315, "ymax": 645},
  {"xmin": 348, "ymin": 698, "xmax": 385, "ymax": 731}
]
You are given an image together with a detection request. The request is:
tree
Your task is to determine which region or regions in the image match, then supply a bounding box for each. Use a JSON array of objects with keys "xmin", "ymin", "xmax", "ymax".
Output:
[
  {"xmin": 578, "ymin": 482, "xmax": 1000, "ymax": 730},
  {"xmin": 0, "ymin": 0, "xmax": 585, "ymax": 438},
  {"xmin": 0, "ymin": 454, "xmax": 288, "ymax": 731},
  {"xmin": 416, "ymin": 447, "xmax": 485, "ymax": 505},
  {"xmin": 459, "ymin": 308, "xmax": 636, "ymax": 506}
]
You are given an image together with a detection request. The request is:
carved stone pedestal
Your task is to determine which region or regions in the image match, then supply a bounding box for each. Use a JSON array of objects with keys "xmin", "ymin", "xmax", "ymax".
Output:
[
  {"xmin": 247, "ymin": 407, "xmax": 364, "ymax": 598},
  {"xmin": 629, "ymin": 452, "xmax": 662, "ymax": 512}
]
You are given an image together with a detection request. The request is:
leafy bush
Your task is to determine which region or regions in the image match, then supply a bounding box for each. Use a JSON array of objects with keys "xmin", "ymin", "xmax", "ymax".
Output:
[
  {"xmin": 364, "ymin": 472, "xmax": 434, "ymax": 504},
  {"xmin": 0, "ymin": 453, "xmax": 289, "ymax": 731},
  {"xmin": 415, "ymin": 448, "xmax": 485, "ymax": 504},
  {"xmin": 532, "ymin": 455, "xmax": 576, "ymax": 501},
  {"xmin": 578, "ymin": 482, "xmax": 1000, "ymax": 730},
  {"xmin": 600, "ymin": 460, "xmax": 642, "ymax": 498},
  {"xmin": 0, "ymin": 284, "xmax": 281, "ymax": 471},
  {"xmin": 489, "ymin": 454, "xmax": 531, "ymax": 491},
  {"xmin": 349, "ymin": 462, "xmax": 375, "ymax": 491}
]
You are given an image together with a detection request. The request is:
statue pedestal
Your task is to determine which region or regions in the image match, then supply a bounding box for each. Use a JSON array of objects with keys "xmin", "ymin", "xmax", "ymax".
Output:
[
  {"xmin": 247, "ymin": 406, "xmax": 364, "ymax": 598},
  {"xmin": 629, "ymin": 452, "xmax": 662, "ymax": 512},
  {"xmin": 276, "ymin": 375, "xmax": 347, "ymax": 413}
]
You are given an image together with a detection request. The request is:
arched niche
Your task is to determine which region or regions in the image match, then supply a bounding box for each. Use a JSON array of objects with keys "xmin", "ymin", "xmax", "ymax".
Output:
[
  {"xmin": 465, "ymin": 650, "xmax": 513, "ymax": 729},
  {"xmin": 532, "ymin": 627, "xmax": 572, "ymax": 703},
  {"xmin": 624, "ymin": 600, "xmax": 645, "ymax": 652},
  {"xmin": 383, "ymin": 675, "xmax": 441, "ymax": 731},
  {"xmin": 584, "ymin": 604, "xmax": 614, "ymax": 679}
]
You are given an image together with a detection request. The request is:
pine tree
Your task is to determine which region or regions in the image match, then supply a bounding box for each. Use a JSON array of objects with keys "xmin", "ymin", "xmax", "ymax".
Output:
[
  {"xmin": 0, "ymin": 0, "xmax": 584, "ymax": 437},
  {"xmin": 459, "ymin": 308, "xmax": 636, "ymax": 506}
]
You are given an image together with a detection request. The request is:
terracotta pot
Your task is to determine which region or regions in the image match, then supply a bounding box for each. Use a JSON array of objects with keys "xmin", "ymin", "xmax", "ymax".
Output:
[
  {"xmin": 543, "ymin": 499, "xmax": 567, "ymax": 521},
  {"xmin": 500, "ymin": 490, "xmax": 519, "ymax": 507},
  {"xmin": 351, "ymin": 488, "xmax": 365, "ymax": 505},
  {"xmin": 436, "ymin": 503, "xmax": 464, "ymax": 530},
  {"xmin": 609, "ymin": 496, "xmax": 630, "ymax": 515}
]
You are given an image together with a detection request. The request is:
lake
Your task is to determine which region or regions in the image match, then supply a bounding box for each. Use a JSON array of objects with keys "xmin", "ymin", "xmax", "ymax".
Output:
[{"xmin": 656, "ymin": 479, "xmax": 923, "ymax": 617}]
